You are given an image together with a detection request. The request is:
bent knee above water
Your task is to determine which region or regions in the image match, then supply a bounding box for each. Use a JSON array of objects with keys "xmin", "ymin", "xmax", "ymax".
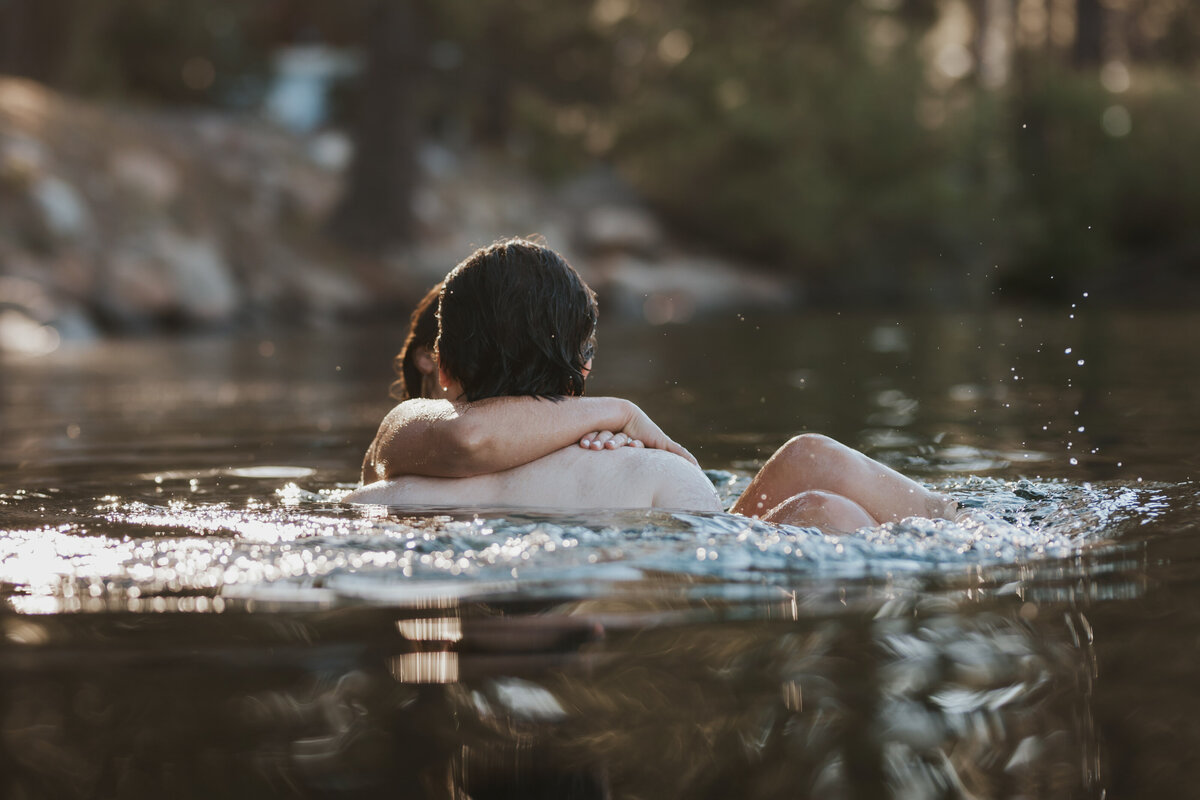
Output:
[
  {"xmin": 776, "ymin": 433, "xmax": 845, "ymax": 462},
  {"xmin": 769, "ymin": 489, "xmax": 848, "ymax": 514},
  {"xmin": 762, "ymin": 490, "xmax": 877, "ymax": 532}
]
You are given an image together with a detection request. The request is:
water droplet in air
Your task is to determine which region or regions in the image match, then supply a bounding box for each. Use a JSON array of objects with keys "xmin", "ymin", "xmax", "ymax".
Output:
[
  {"xmin": 1065, "ymin": 347, "xmax": 1073, "ymax": 354},
  {"xmin": 1077, "ymin": 359, "xmax": 1085, "ymax": 366},
  {"xmin": 1069, "ymin": 458, "xmax": 1079, "ymax": 465}
]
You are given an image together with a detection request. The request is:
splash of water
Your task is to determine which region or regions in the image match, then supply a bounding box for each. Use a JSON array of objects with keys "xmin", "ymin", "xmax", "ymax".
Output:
[{"xmin": 0, "ymin": 473, "xmax": 1170, "ymax": 613}]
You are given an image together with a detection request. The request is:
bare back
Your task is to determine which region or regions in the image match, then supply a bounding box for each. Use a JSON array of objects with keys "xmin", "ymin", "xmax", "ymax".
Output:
[{"xmin": 346, "ymin": 446, "xmax": 721, "ymax": 512}]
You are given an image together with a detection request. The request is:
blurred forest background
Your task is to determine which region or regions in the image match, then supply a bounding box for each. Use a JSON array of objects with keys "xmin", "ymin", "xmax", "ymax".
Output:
[{"xmin": 1, "ymin": 0, "xmax": 1199, "ymax": 347}]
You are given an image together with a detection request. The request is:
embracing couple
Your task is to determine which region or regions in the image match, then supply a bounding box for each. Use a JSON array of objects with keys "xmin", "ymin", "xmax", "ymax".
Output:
[{"xmin": 348, "ymin": 238, "xmax": 956, "ymax": 532}]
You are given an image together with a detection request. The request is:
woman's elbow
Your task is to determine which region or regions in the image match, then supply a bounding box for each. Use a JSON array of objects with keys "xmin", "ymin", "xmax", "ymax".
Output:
[{"xmin": 437, "ymin": 419, "xmax": 497, "ymax": 477}]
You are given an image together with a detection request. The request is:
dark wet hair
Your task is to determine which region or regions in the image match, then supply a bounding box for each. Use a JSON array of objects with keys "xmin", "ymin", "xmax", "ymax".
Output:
[
  {"xmin": 388, "ymin": 282, "xmax": 441, "ymax": 401},
  {"xmin": 436, "ymin": 239, "xmax": 597, "ymax": 402}
]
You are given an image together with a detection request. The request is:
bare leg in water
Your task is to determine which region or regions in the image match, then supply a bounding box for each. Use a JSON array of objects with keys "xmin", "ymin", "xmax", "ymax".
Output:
[{"xmin": 731, "ymin": 433, "xmax": 956, "ymax": 532}]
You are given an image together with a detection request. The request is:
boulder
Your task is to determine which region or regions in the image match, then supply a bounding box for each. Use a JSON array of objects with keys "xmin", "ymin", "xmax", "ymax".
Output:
[
  {"xmin": 0, "ymin": 307, "xmax": 59, "ymax": 356},
  {"xmin": 597, "ymin": 252, "xmax": 796, "ymax": 323},
  {"xmin": 0, "ymin": 274, "xmax": 96, "ymax": 350},
  {"xmin": 30, "ymin": 175, "xmax": 91, "ymax": 240},
  {"xmin": 153, "ymin": 229, "xmax": 240, "ymax": 323},
  {"xmin": 109, "ymin": 148, "xmax": 181, "ymax": 205},
  {"xmin": 0, "ymin": 135, "xmax": 47, "ymax": 180},
  {"xmin": 288, "ymin": 259, "xmax": 371, "ymax": 322},
  {"xmin": 307, "ymin": 131, "xmax": 353, "ymax": 172},
  {"xmin": 101, "ymin": 247, "xmax": 177, "ymax": 323},
  {"xmin": 577, "ymin": 204, "xmax": 664, "ymax": 256},
  {"xmin": 98, "ymin": 230, "xmax": 240, "ymax": 326}
]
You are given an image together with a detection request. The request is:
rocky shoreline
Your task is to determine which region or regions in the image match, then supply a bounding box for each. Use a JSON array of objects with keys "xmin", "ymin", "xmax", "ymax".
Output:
[{"xmin": 0, "ymin": 78, "xmax": 794, "ymax": 354}]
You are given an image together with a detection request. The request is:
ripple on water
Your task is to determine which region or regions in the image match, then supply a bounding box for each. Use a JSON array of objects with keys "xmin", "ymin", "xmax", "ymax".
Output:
[{"xmin": 0, "ymin": 472, "xmax": 1172, "ymax": 613}]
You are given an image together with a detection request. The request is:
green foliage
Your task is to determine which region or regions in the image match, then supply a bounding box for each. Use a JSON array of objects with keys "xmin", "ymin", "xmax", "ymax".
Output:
[
  {"xmin": 1001, "ymin": 67, "xmax": 1200, "ymax": 299},
  {"xmin": 52, "ymin": 0, "xmax": 274, "ymax": 105},
  {"xmin": 608, "ymin": 1, "xmax": 989, "ymax": 302},
  {"xmin": 587, "ymin": 3, "xmax": 1200, "ymax": 304},
  {"xmin": 12, "ymin": 0, "xmax": 1200, "ymax": 303}
]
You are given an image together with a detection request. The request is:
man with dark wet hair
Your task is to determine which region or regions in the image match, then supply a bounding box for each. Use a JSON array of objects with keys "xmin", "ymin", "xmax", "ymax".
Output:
[
  {"xmin": 351, "ymin": 238, "xmax": 956, "ymax": 531},
  {"xmin": 349, "ymin": 239, "xmax": 720, "ymax": 511},
  {"xmin": 436, "ymin": 239, "xmax": 598, "ymax": 401}
]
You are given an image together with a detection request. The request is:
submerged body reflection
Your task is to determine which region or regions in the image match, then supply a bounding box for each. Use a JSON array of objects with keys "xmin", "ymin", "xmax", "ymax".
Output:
[{"xmin": 1, "ymin": 585, "xmax": 1099, "ymax": 799}]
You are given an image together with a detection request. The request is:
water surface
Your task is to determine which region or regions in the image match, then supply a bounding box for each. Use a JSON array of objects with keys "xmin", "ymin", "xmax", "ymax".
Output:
[{"xmin": 1, "ymin": 309, "xmax": 1197, "ymax": 798}]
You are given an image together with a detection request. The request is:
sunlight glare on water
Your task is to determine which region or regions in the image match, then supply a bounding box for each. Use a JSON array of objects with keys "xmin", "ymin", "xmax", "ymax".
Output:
[{"xmin": 0, "ymin": 466, "xmax": 1171, "ymax": 614}]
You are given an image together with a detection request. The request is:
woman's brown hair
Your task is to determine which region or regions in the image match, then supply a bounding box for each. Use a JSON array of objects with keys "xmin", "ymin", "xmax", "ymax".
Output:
[{"xmin": 388, "ymin": 282, "xmax": 442, "ymax": 401}]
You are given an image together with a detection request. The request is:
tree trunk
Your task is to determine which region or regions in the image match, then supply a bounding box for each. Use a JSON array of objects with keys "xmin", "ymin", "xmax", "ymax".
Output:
[
  {"xmin": 327, "ymin": 0, "xmax": 422, "ymax": 253},
  {"xmin": 1073, "ymin": 0, "xmax": 1104, "ymax": 67},
  {"xmin": 476, "ymin": 10, "xmax": 514, "ymax": 146},
  {"xmin": 973, "ymin": 0, "xmax": 1014, "ymax": 88},
  {"xmin": 57, "ymin": 0, "xmax": 118, "ymax": 93},
  {"xmin": 0, "ymin": 0, "xmax": 66, "ymax": 83}
]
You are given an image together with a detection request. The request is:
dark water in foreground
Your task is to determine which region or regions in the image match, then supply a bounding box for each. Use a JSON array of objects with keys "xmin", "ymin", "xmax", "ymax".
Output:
[{"xmin": 1, "ymin": 309, "xmax": 1198, "ymax": 799}]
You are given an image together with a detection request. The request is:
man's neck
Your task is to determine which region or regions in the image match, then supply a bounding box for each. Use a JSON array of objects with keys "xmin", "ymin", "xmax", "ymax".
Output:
[{"xmin": 440, "ymin": 378, "xmax": 466, "ymax": 402}]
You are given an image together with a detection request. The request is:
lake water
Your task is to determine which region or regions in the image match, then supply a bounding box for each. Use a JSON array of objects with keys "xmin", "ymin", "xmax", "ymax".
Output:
[{"xmin": 1, "ymin": 308, "xmax": 1198, "ymax": 798}]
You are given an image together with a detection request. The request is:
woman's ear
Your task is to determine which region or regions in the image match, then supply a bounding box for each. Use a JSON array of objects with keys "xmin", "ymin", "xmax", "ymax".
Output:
[
  {"xmin": 413, "ymin": 345, "xmax": 436, "ymax": 376},
  {"xmin": 582, "ymin": 358, "xmax": 593, "ymax": 379}
]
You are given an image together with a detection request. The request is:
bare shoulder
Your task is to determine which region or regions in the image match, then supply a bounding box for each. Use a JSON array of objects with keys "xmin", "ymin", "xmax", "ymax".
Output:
[
  {"xmin": 527, "ymin": 447, "xmax": 720, "ymax": 511},
  {"xmin": 345, "ymin": 444, "xmax": 720, "ymax": 512},
  {"xmin": 603, "ymin": 448, "xmax": 722, "ymax": 512},
  {"xmin": 380, "ymin": 397, "xmax": 459, "ymax": 426}
]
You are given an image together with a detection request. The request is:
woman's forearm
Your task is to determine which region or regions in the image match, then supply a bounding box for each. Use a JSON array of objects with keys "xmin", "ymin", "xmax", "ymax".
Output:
[{"xmin": 368, "ymin": 396, "xmax": 638, "ymax": 480}]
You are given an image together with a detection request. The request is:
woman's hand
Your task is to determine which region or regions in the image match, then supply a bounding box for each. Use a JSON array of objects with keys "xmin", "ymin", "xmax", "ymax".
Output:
[
  {"xmin": 579, "ymin": 402, "xmax": 700, "ymax": 467},
  {"xmin": 579, "ymin": 431, "xmax": 644, "ymax": 450}
]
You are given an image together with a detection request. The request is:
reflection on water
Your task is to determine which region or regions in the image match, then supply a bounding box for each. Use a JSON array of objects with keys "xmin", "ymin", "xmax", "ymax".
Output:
[
  {"xmin": 1, "ymin": 580, "xmax": 1102, "ymax": 799},
  {"xmin": 0, "ymin": 471, "xmax": 1157, "ymax": 799},
  {"xmin": 2, "ymin": 310, "xmax": 1200, "ymax": 797}
]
